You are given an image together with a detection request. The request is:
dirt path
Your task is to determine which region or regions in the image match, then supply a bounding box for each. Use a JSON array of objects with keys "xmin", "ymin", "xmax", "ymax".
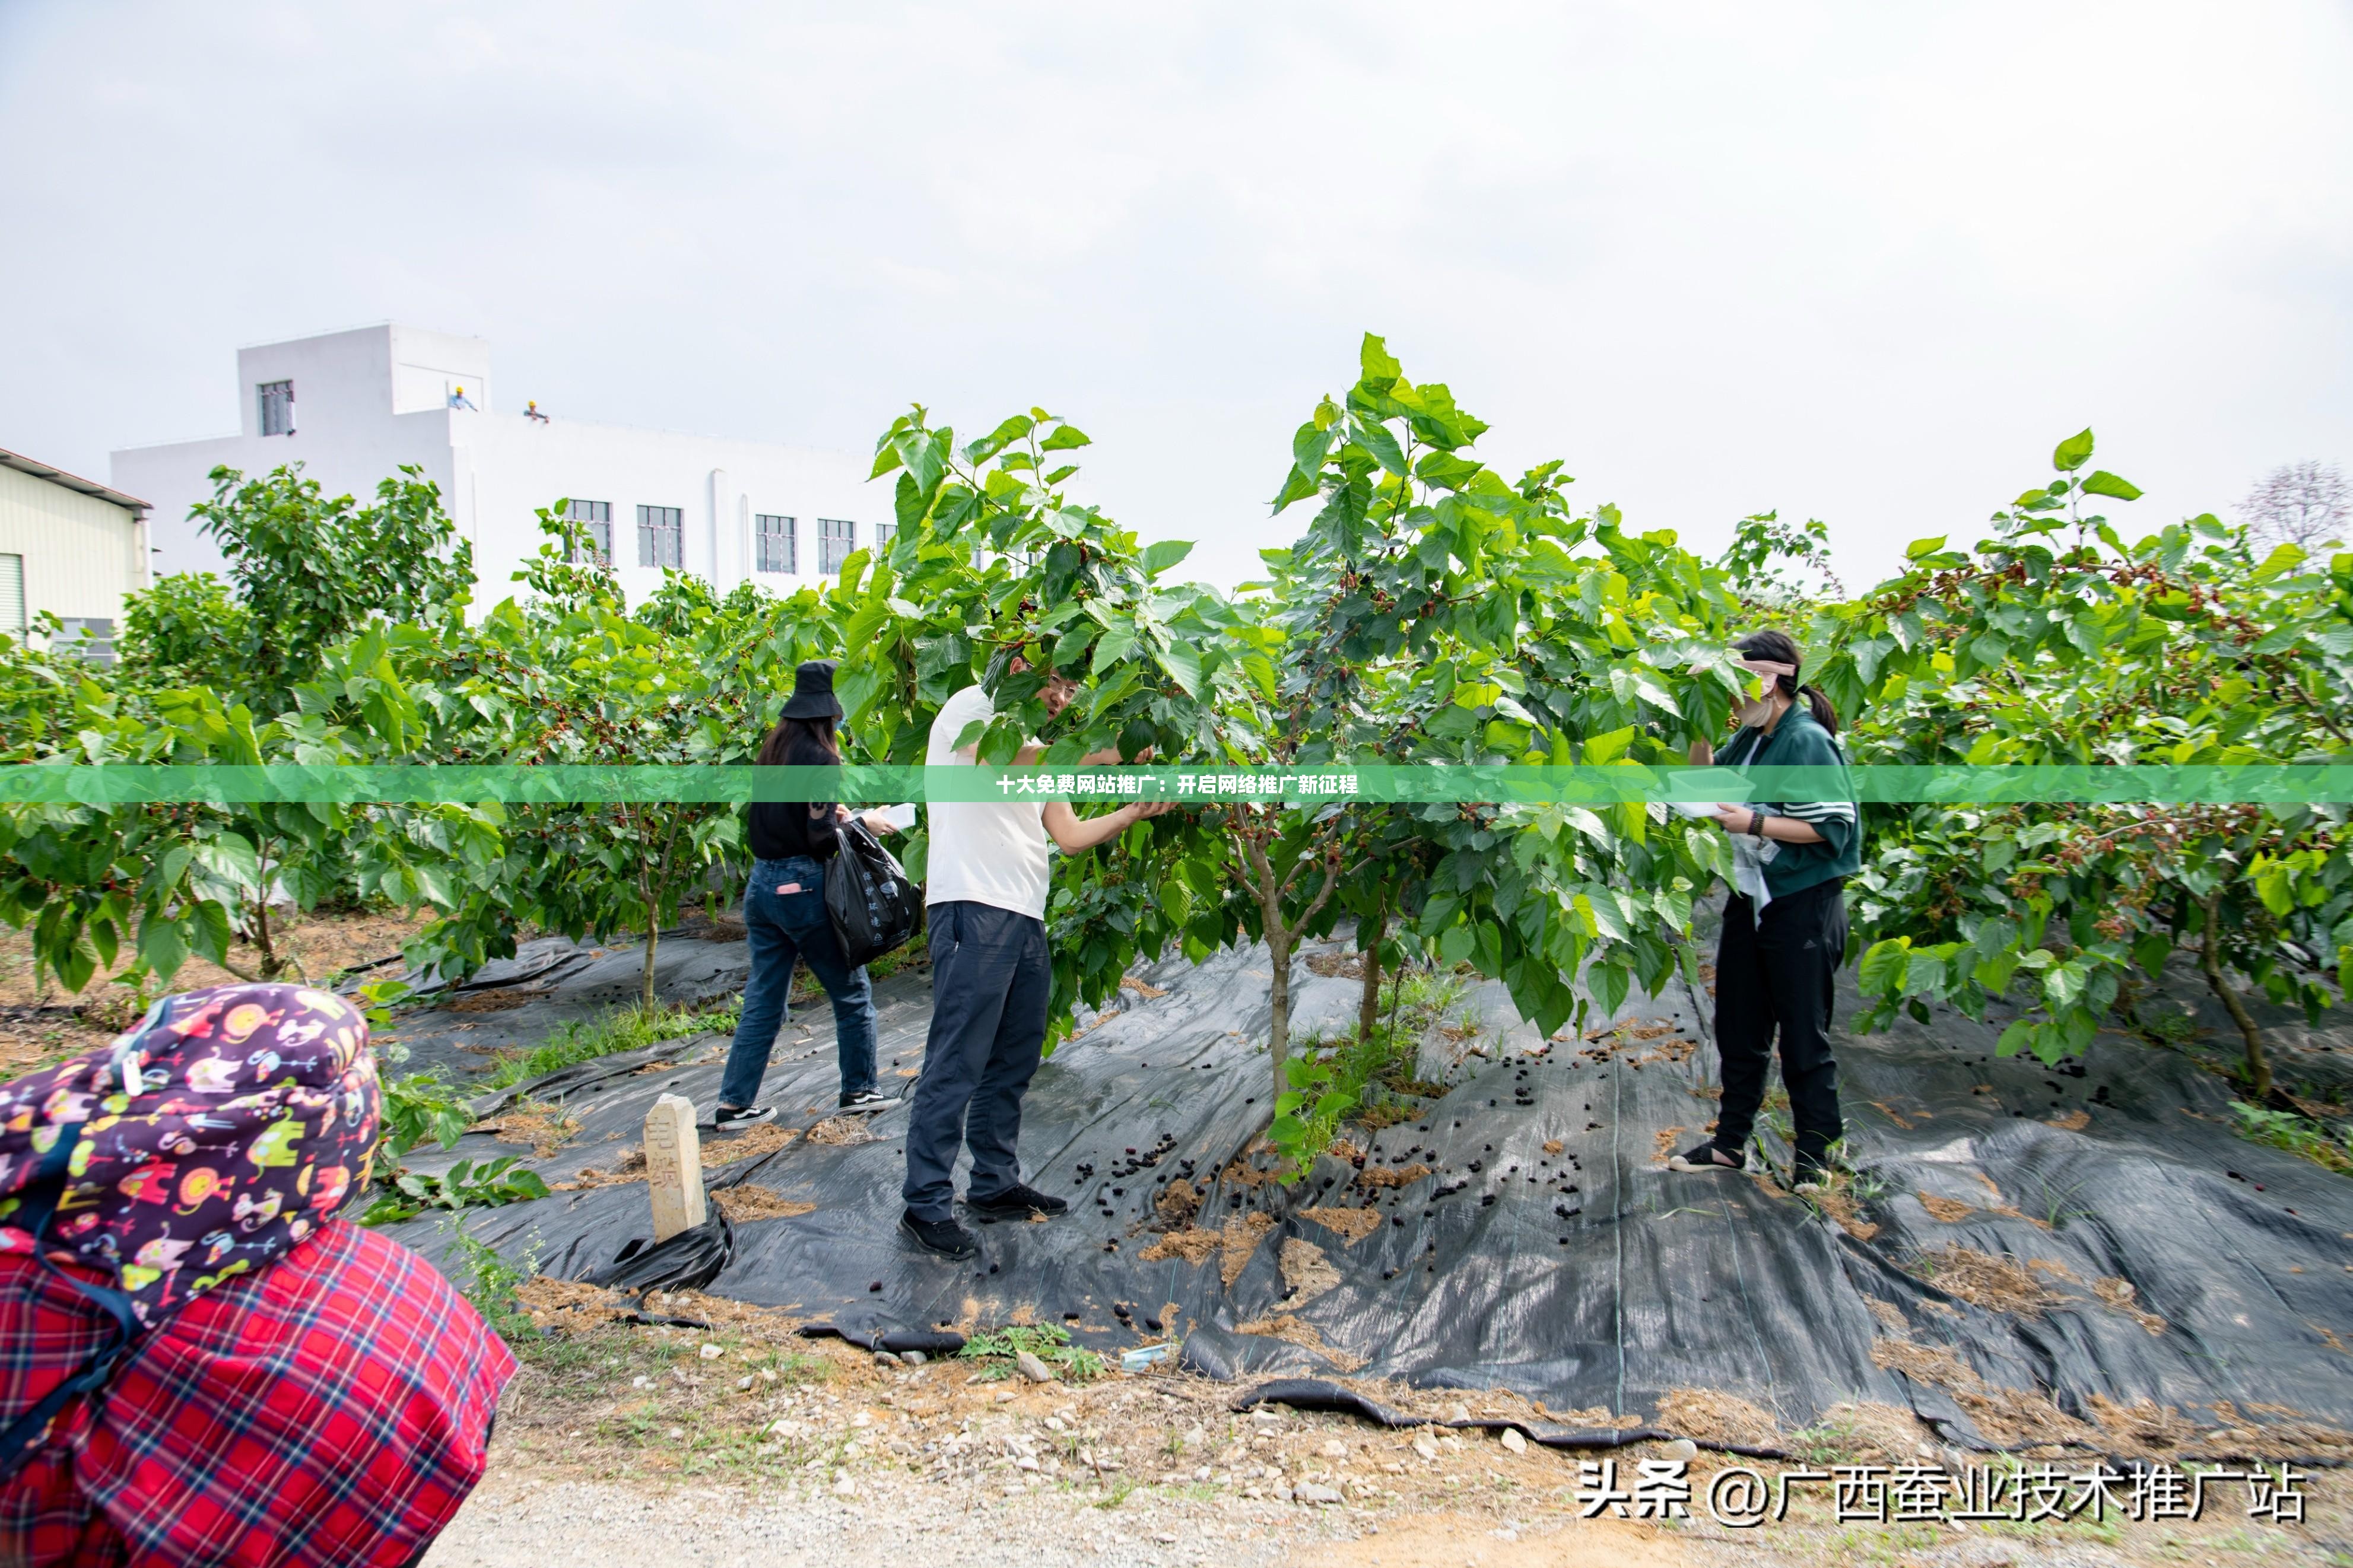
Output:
[
  {"xmin": 413, "ymin": 1308, "xmax": 2346, "ymax": 1568},
  {"xmin": 419, "ymin": 1467, "xmax": 1694, "ymax": 1568},
  {"xmin": 418, "ymin": 1455, "xmax": 2345, "ymax": 1568}
]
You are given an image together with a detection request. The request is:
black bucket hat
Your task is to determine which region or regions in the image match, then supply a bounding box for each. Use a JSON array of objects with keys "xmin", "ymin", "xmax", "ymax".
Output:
[{"xmin": 779, "ymin": 659, "xmax": 843, "ymax": 721}]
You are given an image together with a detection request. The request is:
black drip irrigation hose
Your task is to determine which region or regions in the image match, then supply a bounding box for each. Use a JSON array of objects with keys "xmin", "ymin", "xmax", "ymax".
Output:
[
  {"xmin": 798, "ymin": 1325, "xmax": 970, "ymax": 1357},
  {"xmin": 1230, "ymin": 1379, "xmax": 1786, "ymax": 1459},
  {"xmin": 1228, "ymin": 1380, "xmax": 2352, "ymax": 1467}
]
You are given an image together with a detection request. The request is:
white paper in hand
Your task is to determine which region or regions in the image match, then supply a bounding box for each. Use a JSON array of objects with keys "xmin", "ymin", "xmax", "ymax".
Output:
[{"xmin": 877, "ymin": 803, "xmax": 917, "ymax": 832}]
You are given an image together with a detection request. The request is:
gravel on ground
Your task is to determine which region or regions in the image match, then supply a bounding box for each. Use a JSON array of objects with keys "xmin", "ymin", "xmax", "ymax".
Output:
[{"xmin": 417, "ymin": 1290, "xmax": 2348, "ymax": 1568}]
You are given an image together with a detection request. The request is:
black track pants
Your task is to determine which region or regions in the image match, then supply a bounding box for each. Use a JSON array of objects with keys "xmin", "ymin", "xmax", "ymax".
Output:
[
  {"xmin": 1710, "ymin": 877, "xmax": 1848, "ymax": 1168},
  {"xmin": 901, "ymin": 901, "xmax": 1051, "ymax": 1222}
]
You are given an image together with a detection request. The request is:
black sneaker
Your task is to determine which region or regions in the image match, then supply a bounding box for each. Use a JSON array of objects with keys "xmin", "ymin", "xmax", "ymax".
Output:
[
  {"xmin": 966, "ymin": 1182, "xmax": 1071, "ymax": 1219},
  {"xmin": 1668, "ymin": 1140, "xmax": 1743, "ymax": 1173},
  {"xmin": 900, "ymin": 1210, "xmax": 979, "ymax": 1260},
  {"xmin": 838, "ymin": 1089, "xmax": 891, "ymax": 1114},
  {"xmin": 713, "ymin": 1103, "xmax": 778, "ymax": 1130}
]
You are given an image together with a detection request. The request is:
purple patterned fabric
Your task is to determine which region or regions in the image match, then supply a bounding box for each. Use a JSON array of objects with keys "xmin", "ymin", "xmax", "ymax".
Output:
[{"xmin": 0, "ymin": 984, "xmax": 379, "ymax": 1327}]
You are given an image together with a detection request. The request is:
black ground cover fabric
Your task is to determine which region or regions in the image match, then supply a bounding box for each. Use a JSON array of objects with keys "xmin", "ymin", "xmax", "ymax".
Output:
[
  {"xmin": 353, "ymin": 927, "xmax": 754, "ymax": 1094},
  {"xmin": 585, "ymin": 1212, "xmax": 734, "ymax": 1294},
  {"xmin": 388, "ymin": 922, "xmax": 2353, "ymax": 1451}
]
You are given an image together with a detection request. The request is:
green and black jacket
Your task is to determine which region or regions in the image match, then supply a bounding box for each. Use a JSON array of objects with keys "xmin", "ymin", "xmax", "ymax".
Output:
[{"xmin": 1719, "ymin": 705, "xmax": 1862, "ymax": 899}]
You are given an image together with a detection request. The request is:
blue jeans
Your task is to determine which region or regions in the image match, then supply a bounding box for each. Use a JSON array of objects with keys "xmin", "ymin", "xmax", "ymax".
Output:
[
  {"xmin": 901, "ymin": 901, "xmax": 1050, "ymax": 1221},
  {"xmin": 718, "ymin": 855, "xmax": 878, "ymax": 1107}
]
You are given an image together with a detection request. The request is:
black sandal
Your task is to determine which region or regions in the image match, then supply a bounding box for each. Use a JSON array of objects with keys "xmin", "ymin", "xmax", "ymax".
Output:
[{"xmin": 1669, "ymin": 1140, "xmax": 1744, "ymax": 1173}]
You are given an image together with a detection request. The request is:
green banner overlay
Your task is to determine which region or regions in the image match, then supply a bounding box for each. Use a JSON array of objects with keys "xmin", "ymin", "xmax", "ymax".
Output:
[{"xmin": 3, "ymin": 765, "xmax": 2351, "ymax": 806}]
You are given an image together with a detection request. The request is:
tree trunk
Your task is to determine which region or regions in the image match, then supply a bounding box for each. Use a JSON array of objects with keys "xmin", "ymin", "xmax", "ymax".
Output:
[
  {"xmin": 639, "ymin": 816, "xmax": 682, "ymax": 1012},
  {"xmin": 1267, "ymin": 923, "xmax": 1294, "ymax": 1079},
  {"xmin": 641, "ymin": 919, "xmax": 660, "ymax": 1012},
  {"xmin": 253, "ymin": 896, "xmax": 281, "ymax": 980},
  {"xmin": 2200, "ymin": 889, "xmax": 2271, "ymax": 1099},
  {"xmin": 1385, "ymin": 954, "xmax": 1406, "ymax": 1047},
  {"xmin": 1228, "ymin": 808, "xmax": 1346, "ymax": 1112},
  {"xmin": 1358, "ymin": 908, "xmax": 1387, "ymax": 1043}
]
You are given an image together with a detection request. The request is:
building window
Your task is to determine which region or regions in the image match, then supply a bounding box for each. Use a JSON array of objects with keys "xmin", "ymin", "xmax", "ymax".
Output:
[
  {"xmin": 637, "ymin": 505, "xmax": 683, "ymax": 570},
  {"xmin": 0, "ymin": 554, "xmax": 23, "ymax": 638},
  {"xmin": 258, "ymin": 380, "xmax": 296, "ymax": 437},
  {"xmin": 818, "ymin": 517, "xmax": 856, "ymax": 574},
  {"xmin": 755, "ymin": 514, "xmax": 796, "ymax": 574},
  {"xmin": 566, "ymin": 499, "xmax": 612, "ymax": 562},
  {"xmin": 873, "ymin": 521, "xmax": 897, "ymax": 556},
  {"xmin": 55, "ymin": 617, "xmax": 116, "ymax": 666}
]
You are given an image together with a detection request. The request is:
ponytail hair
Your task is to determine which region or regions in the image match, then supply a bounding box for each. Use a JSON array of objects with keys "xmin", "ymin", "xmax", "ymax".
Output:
[
  {"xmin": 1734, "ymin": 628, "xmax": 1840, "ymax": 736},
  {"xmin": 1798, "ymin": 683, "xmax": 1839, "ymax": 736}
]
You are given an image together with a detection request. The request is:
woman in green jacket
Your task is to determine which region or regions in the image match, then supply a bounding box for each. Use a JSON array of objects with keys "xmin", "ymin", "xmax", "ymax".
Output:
[{"xmin": 1671, "ymin": 629, "xmax": 1862, "ymax": 1189}]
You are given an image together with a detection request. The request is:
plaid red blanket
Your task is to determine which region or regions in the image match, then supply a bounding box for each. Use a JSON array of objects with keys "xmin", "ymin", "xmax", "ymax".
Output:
[{"xmin": 0, "ymin": 1218, "xmax": 515, "ymax": 1566}]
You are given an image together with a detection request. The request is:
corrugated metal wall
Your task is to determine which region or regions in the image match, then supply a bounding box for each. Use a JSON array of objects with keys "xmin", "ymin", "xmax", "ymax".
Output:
[{"xmin": 0, "ymin": 464, "xmax": 142, "ymax": 627}]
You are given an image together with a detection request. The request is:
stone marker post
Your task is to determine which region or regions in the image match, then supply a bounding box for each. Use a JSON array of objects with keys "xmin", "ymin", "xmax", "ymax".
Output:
[{"xmin": 644, "ymin": 1092, "xmax": 707, "ymax": 1241}]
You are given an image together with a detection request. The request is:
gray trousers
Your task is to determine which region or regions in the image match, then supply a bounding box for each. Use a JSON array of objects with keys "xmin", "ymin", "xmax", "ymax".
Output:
[{"xmin": 901, "ymin": 901, "xmax": 1050, "ymax": 1222}]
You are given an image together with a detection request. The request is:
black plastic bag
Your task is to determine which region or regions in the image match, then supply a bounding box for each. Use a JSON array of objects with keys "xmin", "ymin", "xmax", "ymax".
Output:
[{"xmin": 825, "ymin": 818, "xmax": 925, "ymax": 968}]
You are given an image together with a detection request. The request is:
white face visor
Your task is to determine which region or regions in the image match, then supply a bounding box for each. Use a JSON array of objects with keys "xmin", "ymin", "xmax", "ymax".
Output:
[
  {"xmin": 1731, "ymin": 654, "xmax": 1796, "ymax": 688},
  {"xmin": 1730, "ymin": 653, "xmax": 1797, "ymax": 724}
]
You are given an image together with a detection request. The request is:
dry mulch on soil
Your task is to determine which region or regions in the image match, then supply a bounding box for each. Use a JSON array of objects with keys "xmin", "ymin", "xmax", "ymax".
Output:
[
  {"xmin": 1297, "ymin": 1207, "xmax": 1383, "ymax": 1244},
  {"xmin": 1807, "ymin": 1187, "xmax": 1881, "ymax": 1243},
  {"xmin": 561, "ymin": 1122, "xmax": 802, "ymax": 1191},
  {"xmin": 1154, "ymin": 1178, "xmax": 1204, "ymax": 1228},
  {"xmin": 474, "ymin": 1103, "xmax": 583, "ymax": 1158},
  {"xmin": 805, "ymin": 1116, "xmax": 884, "ymax": 1147},
  {"xmin": 1352, "ymin": 1163, "xmax": 1432, "ymax": 1190},
  {"xmin": 712, "ymin": 1184, "xmax": 818, "ymax": 1222},
  {"xmin": 0, "ymin": 907, "xmax": 430, "ymax": 1074},
  {"xmin": 1233, "ymin": 1313, "xmax": 1364, "ymax": 1370},
  {"xmin": 1136, "ymin": 1211, "xmax": 1279, "ymax": 1288},
  {"xmin": 1277, "ymin": 1239, "xmax": 1343, "ymax": 1307}
]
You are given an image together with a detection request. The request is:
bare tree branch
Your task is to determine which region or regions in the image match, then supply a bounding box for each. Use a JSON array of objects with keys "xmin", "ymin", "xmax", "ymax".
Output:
[{"xmin": 2238, "ymin": 461, "xmax": 2350, "ymax": 552}]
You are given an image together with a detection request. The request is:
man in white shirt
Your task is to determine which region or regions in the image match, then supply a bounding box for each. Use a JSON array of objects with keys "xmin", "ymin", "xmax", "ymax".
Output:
[{"xmin": 900, "ymin": 672, "xmax": 1169, "ymax": 1260}]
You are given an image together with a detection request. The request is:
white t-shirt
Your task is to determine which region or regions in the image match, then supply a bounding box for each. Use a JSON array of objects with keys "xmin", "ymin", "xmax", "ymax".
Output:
[{"xmin": 924, "ymin": 684, "xmax": 1052, "ymax": 921}]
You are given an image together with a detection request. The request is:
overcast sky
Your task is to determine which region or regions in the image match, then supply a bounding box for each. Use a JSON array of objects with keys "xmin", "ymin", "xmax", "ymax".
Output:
[{"xmin": 4, "ymin": 1, "xmax": 2348, "ymax": 591}]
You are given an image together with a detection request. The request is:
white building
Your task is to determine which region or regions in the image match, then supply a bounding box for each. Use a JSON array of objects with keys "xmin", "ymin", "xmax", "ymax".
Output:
[
  {"xmin": 0, "ymin": 446, "xmax": 151, "ymax": 659},
  {"xmin": 111, "ymin": 324, "xmax": 885, "ymax": 607}
]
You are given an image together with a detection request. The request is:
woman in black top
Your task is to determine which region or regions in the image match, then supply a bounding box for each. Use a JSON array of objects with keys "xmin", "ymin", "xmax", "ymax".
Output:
[{"xmin": 715, "ymin": 661, "xmax": 896, "ymax": 1127}]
